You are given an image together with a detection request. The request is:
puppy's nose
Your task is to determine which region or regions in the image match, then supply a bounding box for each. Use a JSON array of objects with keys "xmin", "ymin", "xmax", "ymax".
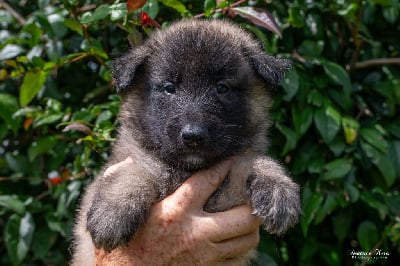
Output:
[{"xmin": 181, "ymin": 124, "xmax": 208, "ymax": 147}]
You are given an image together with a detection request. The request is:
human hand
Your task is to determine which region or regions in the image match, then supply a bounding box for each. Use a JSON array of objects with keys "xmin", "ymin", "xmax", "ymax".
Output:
[{"xmin": 95, "ymin": 158, "xmax": 262, "ymax": 265}]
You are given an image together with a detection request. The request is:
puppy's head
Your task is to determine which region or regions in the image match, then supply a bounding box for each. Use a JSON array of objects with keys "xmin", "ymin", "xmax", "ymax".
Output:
[{"xmin": 113, "ymin": 19, "xmax": 291, "ymax": 170}]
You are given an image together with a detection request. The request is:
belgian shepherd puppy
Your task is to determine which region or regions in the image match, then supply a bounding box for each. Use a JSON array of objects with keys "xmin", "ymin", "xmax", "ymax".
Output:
[{"xmin": 72, "ymin": 19, "xmax": 301, "ymax": 265}]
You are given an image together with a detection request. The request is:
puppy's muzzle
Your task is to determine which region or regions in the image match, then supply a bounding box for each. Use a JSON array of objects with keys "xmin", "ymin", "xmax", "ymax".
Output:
[{"xmin": 181, "ymin": 124, "xmax": 208, "ymax": 148}]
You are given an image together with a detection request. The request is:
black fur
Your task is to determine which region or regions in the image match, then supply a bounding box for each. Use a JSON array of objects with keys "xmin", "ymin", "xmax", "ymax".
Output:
[{"xmin": 72, "ymin": 19, "xmax": 300, "ymax": 265}]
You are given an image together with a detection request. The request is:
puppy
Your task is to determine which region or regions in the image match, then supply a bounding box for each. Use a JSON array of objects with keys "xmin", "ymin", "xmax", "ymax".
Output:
[{"xmin": 72, "ymin": 19, "xmax": 301, "ymax": 265}]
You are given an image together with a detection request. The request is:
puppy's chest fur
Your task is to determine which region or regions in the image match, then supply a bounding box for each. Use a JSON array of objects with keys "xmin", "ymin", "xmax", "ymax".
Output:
[
  {"xmin": 156, "ymin": 159, "xmax": 251, "ymax": 212},
  {"xmin": 113, "ymin": 147, "xmax": 252, "ymax": 213}
]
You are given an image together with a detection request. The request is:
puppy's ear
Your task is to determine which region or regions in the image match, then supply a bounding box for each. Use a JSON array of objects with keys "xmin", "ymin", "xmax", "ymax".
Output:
[
  {"xmin": 112, "ymin": 46, "xmax": 151, "ymax": 93},
  {"xmin": 247, "ymin": 48, "xmax": 292, "ymax": 87}
]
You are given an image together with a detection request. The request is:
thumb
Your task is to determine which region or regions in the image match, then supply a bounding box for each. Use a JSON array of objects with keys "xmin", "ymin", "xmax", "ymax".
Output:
[
  {"xmin": 103, "ymin": 157, "xmax": 134, "ymax": 177},
  {"xmin": 169, "ymin": 159, "xmax": 233, "ymax": 211}
]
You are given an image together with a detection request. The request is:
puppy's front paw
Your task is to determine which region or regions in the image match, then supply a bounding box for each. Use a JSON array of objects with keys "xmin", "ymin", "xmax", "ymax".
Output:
[
  {"xmin": 87, "ymin": 197, "xmax": 148, "ymax": 252},
  {"xmin": 249, "ymin": 177, "xmax": 301, "ymax": 235}
]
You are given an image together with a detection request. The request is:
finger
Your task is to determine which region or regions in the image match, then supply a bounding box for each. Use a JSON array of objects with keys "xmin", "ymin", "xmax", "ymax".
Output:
[
  {"xmin": 103, "ymin": 157, "xmax": 133, "ymax": 177},
  {"xmin": 169, "ymin": 159, "xmax": 233, "ymax": 211},
  {"xmin": 213, "ymin": 230, "xmax": 260, "ymax": 261},
  {"xmin": 205, "ymin": 205, "xmax": 262, "ymax": 242}
]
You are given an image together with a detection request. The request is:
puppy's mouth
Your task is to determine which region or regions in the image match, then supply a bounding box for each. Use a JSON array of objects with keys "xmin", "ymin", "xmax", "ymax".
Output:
[{"xmin": 184, "ymin": 154, "xmax": 205, "ymax": 168}]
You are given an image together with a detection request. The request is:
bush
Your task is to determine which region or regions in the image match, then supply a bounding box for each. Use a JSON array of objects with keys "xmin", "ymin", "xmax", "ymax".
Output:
[{"xmin": 0, "ymin": 0, "xmax": 399, "ymax": 265}]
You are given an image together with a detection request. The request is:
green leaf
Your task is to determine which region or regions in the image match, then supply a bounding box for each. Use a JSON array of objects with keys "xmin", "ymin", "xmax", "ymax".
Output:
[
  {"xmin": 5, "ymin": 152, "xmax": 29, "ymax": 174},
  {"xmin": 244, "ymin": 24, "xmax": 274, "ymax": 53},
  {"xmin": 95, "ymin": 110, "xmax": 113, "ymax": 127},
  {"xmin": 307, "ymin": 89, "xmax": 323, "ymax": 107},
  {"xmin": 33, "ymin": 113, "xmax": 63, "ymax": 127},
  {"xmin": 204, "ymin": 0, "xmax": 216, "ymax": 17},
  {"xmin": 64, "ymin": 18, "xmax": 83, "ymax": 35},
  {"xmin": 332, "ymin": 89, "xmax": 352, "ymax": 112},
  {"xmin": 307, "ymin": 157, "xmax": 324, "ymax": 174},
  {"xmin": 314, "ymin": 105, "xmax": 341, "ymax": 143},
  {"xmin": 327, "ymin": 137, "xmax": 346, "ymax": 156},
  {"xmin": 360, "ymin": 127, "xmax": 388, "ymax": 153},
  {"xmin": 4, "ymin": 213, "xmax": 35, "ymax": 266},
  {"xmin": 0, "ymin": 44, "xmax": 25, "ymax": 60},
  {"xmin": 345, "ymin": 183, "xmax": 360, "ymax": 203},
  {"xmin": 80, "ymin": 4, "xmax": 110, "ymax": 24},
  {"xmin": 0, "ymin": 195, "xmax": 26, "ymax": 214},
  {"xmin": 18, "ymin": 213, "xmax": 35, "ymax": 262},
  {"xmin": 376, "ymin": 151, "xmax": 396, "ymax": 187},
  {"xmin": 292, "ymin": 105, "xmax": 313, "ymax": 137},
  {"xmin": 110, "ymin": 3, "xmax": 127, "ymax": 21},
  {"xmin": 276, "ymin": 123, "xmax": 297, "ymax": 155},
  {"xmin": 360, "ymin": 140, "xmax": 396, "ymax": 186},
  {"xmin": 360, "ymin": 141, "xmax": 382, "ymax": 163},
  {"xmin": 31, "ymin": 227, "xmax": 57, "ymax": 259},
  {"xmin": 28, "ymin": 135, "xmax": 59, "ymax": 161},
  {"xmin": 288, "ymin": 7, "xmax": 304, "ymax": 28},
  {"xmin": 159, "ymin": 0, "xmax": 188, "ymax": 15},
  {"xmin": 387, "ymin": 123, "xmax": 400, "ymax": 138},
  {"xmin": 388, "ymin": 140, "xmax": 400, "ymax": 183},
  {"xmin": 19, "ymin": 71, "xmax": 49, "ymax": 107},
  {"xmin": 360, "ymin": 189, "xmax": 389, "ymax": 215},
  {"xmin": 332, "ymin": 211, "xmax": 352, "ymax": 241},
  {"xmin": 282, "ymin": 69, "xmax": 299, "ymax": 101},
  {"xmin": 0, "ymin": 93, "xmax": 21, "ymax": 133},
  {"xmin": 301, "ymin": 192, "xmax": 323, "ymax": 236},
  {"xmin": 4, "ymin": 214, "xmax": 21, "ymax": 266},
  {"xmin": 322, "ymin": 158, "xmax": 352, "ymax": 180},
  {"xmin": 322, "ymin": 60, "xmax": 352, "ymax": 95},
  {"xmin": 48, "ymin": 13, "xmax": 67, "ymax": 39},
  {"xmin": 337, "ymin": 3, "xmax": 358, "ymax": 16},
  {"xmin": 81, "ymin": 39, "xmax": 108, "ymax": 59},
  {"xmin": 46, "ymin": 213, "xmax": 67, "ymax": 236},
  {"xmin": 298, "ymin": 39, "xmax": 324, "ymax": 57},
  {"xmin": 314, "ymin": 193, "xmax": 338, "ymax": 224},
  {"xmin": 142, "ymin": 0, "xmax": 160, "ymax": 18},
  {"xmin": 357, "ymin": 221, "xmax": 378, "ymax": 251},
  {"xmin": 383, "ymin": 6, "xmax": 398, "ymax": 23}
]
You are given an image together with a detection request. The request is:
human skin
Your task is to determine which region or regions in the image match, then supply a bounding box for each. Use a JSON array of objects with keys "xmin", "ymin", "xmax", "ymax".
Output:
[{"xmin": 94, "ymin": 158, "xmax": 262, "ymax": 265}]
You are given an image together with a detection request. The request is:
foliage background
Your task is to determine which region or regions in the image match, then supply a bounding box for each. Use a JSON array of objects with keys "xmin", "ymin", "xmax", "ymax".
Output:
[{"xmin": 0, "ymin": 0, "xmax": 399, "ymax": 265}]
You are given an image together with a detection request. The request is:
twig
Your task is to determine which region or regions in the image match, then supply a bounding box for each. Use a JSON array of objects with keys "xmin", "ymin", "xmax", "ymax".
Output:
[
  {"xmin": 75, "ymin": 4, "xmax": 97, "ymax": 14},
  {"xmin": 0, "ymin": 176, "xmax": 41, "ymax": 181},
  {"xmin": 353, "ymin": 58, "xmax": 400, "ymax": 69},
  {"xmin": 348, "ymin": 0, "xmax": 364, "ymax": 70},
  {"xmin": 291, "ymin": 50, "xmax": 306, "ymax": 64},
  {"xmin": 0, "ymin": 0, "xmax": 26, "ymax": 25}
]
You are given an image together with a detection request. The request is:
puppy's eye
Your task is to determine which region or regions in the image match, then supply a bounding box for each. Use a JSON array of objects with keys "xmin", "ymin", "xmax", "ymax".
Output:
[
  {"xmin": 216, "ymin": 83, "xmax": 230, "ymax": 94},
  {"xmin": 163, "ymin": 83, "xmax": 176, "ymax": 94}
]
